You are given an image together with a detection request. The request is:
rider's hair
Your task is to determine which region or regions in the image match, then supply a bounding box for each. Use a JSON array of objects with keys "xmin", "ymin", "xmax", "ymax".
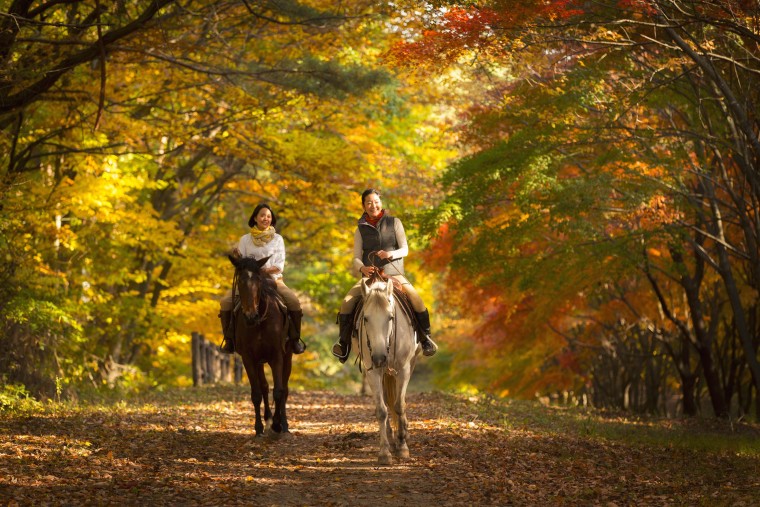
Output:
[
  {"xmin": 362, "ymin": 188, "xmax": 381, "ymax": 205},
  {"xmin": 248, "ymin": 203, "xmax": 277, "ymax": 228}
]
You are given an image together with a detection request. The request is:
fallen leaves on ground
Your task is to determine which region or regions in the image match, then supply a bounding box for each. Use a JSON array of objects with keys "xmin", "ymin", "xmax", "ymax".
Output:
[{"xmin": 1, "ymin": 386, "xmax": 759, "ymax": 506}]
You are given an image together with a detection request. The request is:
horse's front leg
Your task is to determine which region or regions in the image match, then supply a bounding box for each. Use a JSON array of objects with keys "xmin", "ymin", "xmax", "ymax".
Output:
[
  {"xmin": 256, "ymin": 366, "xmax": 272, "ymax": 430},
  {"xmin": 275, "ymin": 381, "xmax": 291, "ymax": 433},
  {"xmin": 242, "ymin": 358, "xmax": 265, "ymax": 436},
  {"xmin": 269, "ymin": 357, "xmax": 285, "ymax": 434},
  {"xmin": 367, "ymin": 369, "xmax": 392, "ymax": 465},
  {"xmin": 383, "ymin": 375, "xmax": 396, "ymax": 453},
  {"xmin": 393, "ymin": 364, "xmax": 413, "ymax": 459},
  {"xmin": 279, "ymin": 352, "xmax": 293, "ymax": 433}
]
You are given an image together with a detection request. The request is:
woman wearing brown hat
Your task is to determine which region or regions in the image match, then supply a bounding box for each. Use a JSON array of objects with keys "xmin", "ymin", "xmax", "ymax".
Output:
[{"xmin": 219, "ymin": 203, "xmax": 305, "ymax": 355}]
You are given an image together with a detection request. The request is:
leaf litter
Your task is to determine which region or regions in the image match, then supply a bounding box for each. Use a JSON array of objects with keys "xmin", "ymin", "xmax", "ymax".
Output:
[{"xmin": 1, "ymin": 386, "xmax": 758, "ymax": 506}]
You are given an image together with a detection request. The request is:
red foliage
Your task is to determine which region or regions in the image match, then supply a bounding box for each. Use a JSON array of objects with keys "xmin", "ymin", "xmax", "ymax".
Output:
[
  {"xmin": 388, "ymin": 7, "xmax": 502, "ymax": 66},
  {"xmin": 556, "ymin": 346, "xmax": 581, "ymax": 372},
  {"xmin": 391, "ymin": 2, "xmax": 591, "ymax": 66},
  {"xmin": 548, "ymin": 0, "xmax": 586, "ymax": 19}
]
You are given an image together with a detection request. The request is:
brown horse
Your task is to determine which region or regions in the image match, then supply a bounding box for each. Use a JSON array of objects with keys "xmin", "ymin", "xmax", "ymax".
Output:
[{"xmin": 229, "ymin": 254, "xmax": 293, "ymax": 436}]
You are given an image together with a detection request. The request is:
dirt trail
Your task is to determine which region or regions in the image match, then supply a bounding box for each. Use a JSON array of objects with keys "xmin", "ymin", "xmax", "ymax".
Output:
[{"xmin": 1, "ymin": 387, "xmax": 759, "ymax": 506}]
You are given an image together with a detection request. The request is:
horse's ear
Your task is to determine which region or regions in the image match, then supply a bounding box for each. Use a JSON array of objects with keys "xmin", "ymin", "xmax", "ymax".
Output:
[
  {"xmin": 361, "ymin": 277, "xmax": 370, "ymax": 298},
  {"xmin": 256, "ymin": 256, "xmax": 270, "ymax": 270},
  {"xmin": 228, "ymin": 248, "xmax": 242, "ymax": 267},
  {"xmin": 385, "ymin": 279, "xmax": 394, "ymax": 298}
]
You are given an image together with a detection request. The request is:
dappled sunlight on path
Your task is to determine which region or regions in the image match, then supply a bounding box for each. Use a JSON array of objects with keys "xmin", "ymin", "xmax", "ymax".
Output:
[{"xmin": 1, "ymin": 387, "xmax": 759, "ymax": 506}]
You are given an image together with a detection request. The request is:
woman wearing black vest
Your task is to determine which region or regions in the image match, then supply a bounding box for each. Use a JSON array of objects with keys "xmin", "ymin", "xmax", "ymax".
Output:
[{"xmin": 332, "ymin": 188, "xmax": 438, "ymax": 362}]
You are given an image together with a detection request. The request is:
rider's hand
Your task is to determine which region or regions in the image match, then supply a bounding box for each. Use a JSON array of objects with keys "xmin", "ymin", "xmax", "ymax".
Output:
[
  {"xmin": 361, "ymin": 266, "xmax": 376, "ymax": 276},
  {"xmin": 376, "ymin": 250, "xmax": 391, "ymax": 260}
]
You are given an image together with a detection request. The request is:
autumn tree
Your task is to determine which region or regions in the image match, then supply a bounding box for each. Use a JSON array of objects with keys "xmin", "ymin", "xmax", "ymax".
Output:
[
  {"xmin": 398, "ymin": 0, "xmax": 760, "ymax": 417},
  {"xmin": 0, "ymin": 1, "xmax": 451, "ymax": 396}
]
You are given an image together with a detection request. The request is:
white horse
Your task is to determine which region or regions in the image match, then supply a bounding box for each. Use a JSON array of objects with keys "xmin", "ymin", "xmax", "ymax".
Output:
[{"xmin": 354, "ymin": 276, "xmax": 420, "ymax": 465}]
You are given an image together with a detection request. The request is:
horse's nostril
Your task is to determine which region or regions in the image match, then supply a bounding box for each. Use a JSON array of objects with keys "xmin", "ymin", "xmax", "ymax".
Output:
[{"xmin": 372, "ymin": 354, "xmax": 387, "ymax": 368}]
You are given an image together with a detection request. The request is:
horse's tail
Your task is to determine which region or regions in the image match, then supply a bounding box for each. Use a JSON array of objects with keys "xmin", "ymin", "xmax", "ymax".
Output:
[{"xmin": 383, "ymin": 374, "xmax": 400, "ymax": 429}]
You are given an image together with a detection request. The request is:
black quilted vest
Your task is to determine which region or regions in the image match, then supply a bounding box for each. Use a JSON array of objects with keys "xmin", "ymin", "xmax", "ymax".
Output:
[{"xmin": 358, "ymin": 214, "xmax": 405, "ymax": 276}]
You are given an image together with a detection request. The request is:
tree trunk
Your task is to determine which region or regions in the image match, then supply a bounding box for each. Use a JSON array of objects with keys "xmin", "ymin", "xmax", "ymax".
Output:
[{"xmin": 681, "ymin": 373, "xmax": 698, "ymax": 417}]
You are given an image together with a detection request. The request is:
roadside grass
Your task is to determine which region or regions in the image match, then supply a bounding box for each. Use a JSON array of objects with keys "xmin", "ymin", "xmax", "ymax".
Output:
[{"xmin": 440, "ymin": 391, "xmax": 760, "ymax": 457}]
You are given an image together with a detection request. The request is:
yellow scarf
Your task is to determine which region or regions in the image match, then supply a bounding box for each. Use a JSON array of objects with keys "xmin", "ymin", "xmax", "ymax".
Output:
[{"xmin": 250, "ymin": 225, "xmax": 275, "ymax": 246}]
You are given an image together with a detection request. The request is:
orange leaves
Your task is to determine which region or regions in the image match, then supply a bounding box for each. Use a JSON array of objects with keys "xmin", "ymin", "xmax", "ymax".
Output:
[
  {"xmin": 440, "ymin": 7, "xmax": 502, "ymax": 35},
  {"xmin": 388, "ymin": 7, "xmax": 503, "ymax": 67},
  {"xmin": 631, "ymin": 194, "xmax": 684, "ymax": 230},
  {"xmin": 545, "ymin": 0, "xmax": 586, "ymax": 19},
  {"xmin": 422, "ymin": 222, "xmax": 457, "ymax": 271},
  {"xmin": 388, "ymin": 1, "xmax": 590, "ymax": 67}
]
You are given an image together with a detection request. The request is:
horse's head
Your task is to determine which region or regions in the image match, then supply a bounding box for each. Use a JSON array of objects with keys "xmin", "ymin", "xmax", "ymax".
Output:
[
  {"xmin": 229, "ymin": 255, "xmax": 271, "ymax": 326},
  {"xmin": 360, "ymin": 276, "xmax": 395, "ymax": 369}
]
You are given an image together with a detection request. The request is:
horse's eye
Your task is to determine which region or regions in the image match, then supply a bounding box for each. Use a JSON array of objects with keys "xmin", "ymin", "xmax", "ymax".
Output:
[
  {"xmin": 364, "ymin": 317, "xmax": 368, "ymax": 322},
  {"xmin": 388, "ymin": 316, "xmax": 394, "ymax": 322}
]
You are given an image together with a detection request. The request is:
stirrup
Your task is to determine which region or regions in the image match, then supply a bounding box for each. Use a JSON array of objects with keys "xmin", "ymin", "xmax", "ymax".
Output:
[
  {"xmin": 332, "ymin": 342, "xmax": 350, "ymax": 363},
  {"xmin": 420, "ymin": 337, "xmax": 437, "ymax": 357}
]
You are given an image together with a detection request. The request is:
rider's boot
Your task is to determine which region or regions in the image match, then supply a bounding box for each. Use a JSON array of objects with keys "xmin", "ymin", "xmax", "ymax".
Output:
[
  {"xmin": 332, "ymin": 313, "xmax": 353, "ymax": 363},
  {"xmin": 415, "ymin": 309, "xmax": 438, "ymax": 357},
  {"xmin": 287, "ymin": 310, "xmax": 306, "ymax": 354},
  {"xmin": 219, "ymin": 310, "xmax": 235, "ymax": 354}
]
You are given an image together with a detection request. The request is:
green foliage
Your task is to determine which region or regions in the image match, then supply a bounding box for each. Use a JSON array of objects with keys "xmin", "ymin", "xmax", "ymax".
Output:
[
  {"xmin": 0, "ymin": 380, "xmax": 43, "ymax": 413},
  {"xmin": 1, "ymin": 292, "xmax": 88, "ymax": 397},
  {"xmin": 253, "ymin": 57, "xmax": 393, "ymax": 99},
  {"xmin": 3, "ymin": 296, "xmax": 83, "ymax": 338}
]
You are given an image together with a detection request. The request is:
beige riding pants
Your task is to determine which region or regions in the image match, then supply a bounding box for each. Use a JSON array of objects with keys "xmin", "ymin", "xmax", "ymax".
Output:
[
  {"xmin": 220, "ymin": 279, "xmax": 301, "ymax": 312},
  {"xmin": 340, "ymin": 275, "xmax": 425, "ymax": 314}
]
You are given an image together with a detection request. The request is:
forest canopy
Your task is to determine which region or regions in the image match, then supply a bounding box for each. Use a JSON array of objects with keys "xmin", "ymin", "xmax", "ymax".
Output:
[{"xmin": 2, "ymin": 0, "xmax": 759, "ymax": 420}]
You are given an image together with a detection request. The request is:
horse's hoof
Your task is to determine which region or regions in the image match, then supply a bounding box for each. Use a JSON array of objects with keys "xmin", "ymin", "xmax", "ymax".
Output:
[
  {"xmin": 396, "ymin": 447, "xmax": 410, "ymax": 459},
  {"xmin": 377, "ymin": 453, "xmax": 393, "ymax": 466}
]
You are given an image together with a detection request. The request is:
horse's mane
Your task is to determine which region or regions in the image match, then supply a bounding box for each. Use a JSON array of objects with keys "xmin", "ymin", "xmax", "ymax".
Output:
[{"xmin": 234, "ymin": 257, "xmax": 280, "ymax": 300}]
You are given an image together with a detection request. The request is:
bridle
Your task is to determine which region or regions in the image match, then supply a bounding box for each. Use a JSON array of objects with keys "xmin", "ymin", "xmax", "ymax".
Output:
[
  {"xmin": 234, "ymin": 266, "xmax": 272, "ymax": 324},
  {"xmin": 359, "ymin": 279, "xmax": 399, "ymax": 375}
]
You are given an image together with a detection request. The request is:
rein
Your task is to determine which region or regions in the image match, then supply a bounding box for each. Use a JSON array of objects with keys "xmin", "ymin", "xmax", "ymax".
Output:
[
  {"xmin": 231, "ymin": 267, "xmax": 241, "ymax": 312},
  {"xmin": 367, "ymin": 250, "xmax": 404, "ymax": 280}
]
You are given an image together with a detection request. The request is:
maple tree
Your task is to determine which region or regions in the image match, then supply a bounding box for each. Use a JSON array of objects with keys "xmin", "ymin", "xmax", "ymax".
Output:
[{"xmin": 399, "ymin": 0, "xmax": 760, "ymax": 418}]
